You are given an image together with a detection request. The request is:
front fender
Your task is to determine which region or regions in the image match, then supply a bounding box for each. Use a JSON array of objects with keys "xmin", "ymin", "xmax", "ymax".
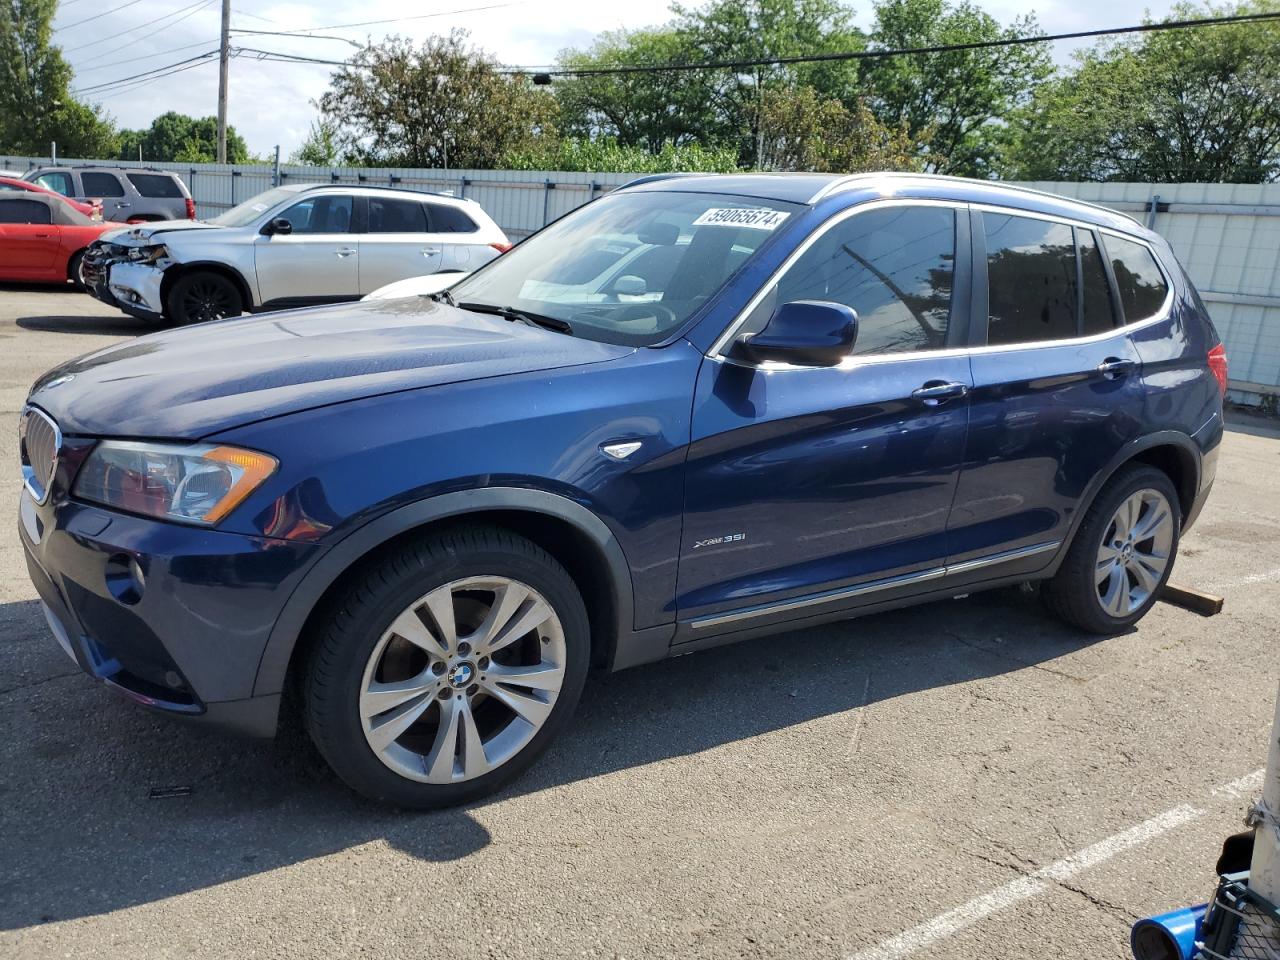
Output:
[{"xmin": 249, "ymin": 486, "xmax": 643, "ymax": 699}]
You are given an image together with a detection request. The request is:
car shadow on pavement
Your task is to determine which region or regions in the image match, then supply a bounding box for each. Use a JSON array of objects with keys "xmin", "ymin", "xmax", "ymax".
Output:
[
  {"xmin": 0, "ymin": 588, "xmax": 1110, "ymax": 929},
  {"xmin": 16, "ymin": 315, "xmax": 156, "ymax": 336}
]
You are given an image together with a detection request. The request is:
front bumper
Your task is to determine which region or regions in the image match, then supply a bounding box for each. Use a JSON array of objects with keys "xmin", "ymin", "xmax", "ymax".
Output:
[
  {"xmin": 20, "ymin": 486, "xmax": 322, "ymax": 737},
  {"xmin": 107, "ymin": 261, "xmax": 167, "ymax": 317}
]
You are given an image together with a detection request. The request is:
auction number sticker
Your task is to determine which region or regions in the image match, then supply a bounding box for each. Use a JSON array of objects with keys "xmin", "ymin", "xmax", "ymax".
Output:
[{"xmin": 693, "ymin": 207, "xmax": 791, "ymax": 230}]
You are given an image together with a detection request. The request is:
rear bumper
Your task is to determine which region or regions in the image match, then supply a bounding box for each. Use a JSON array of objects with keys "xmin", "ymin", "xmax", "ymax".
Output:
[{"xmin": 20, "ymin": 489, "xmax": 322, "ymax": 737}]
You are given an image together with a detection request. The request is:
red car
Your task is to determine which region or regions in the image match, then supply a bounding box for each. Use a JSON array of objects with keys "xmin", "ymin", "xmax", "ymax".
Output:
[
  {"xmin": 0, "ymin": 192, "xmax": 117, "ymax": 286},
  {"xmin": 0, "ymin": 175, "xmax": 101, "ymax": 220}
]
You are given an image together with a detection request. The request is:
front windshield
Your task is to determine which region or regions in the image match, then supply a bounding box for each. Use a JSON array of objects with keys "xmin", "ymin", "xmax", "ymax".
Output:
[
  {"xmin": 207, "ymin": 187, "xmax": 298, "ymax": 227},
  {"xmin": 449, "ymin": 191, "xmax": 802, "ymax": 346}
]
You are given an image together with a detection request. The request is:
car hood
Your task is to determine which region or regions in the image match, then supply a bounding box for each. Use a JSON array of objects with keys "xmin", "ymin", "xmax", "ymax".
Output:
[
  {"xmin": 100, "ymin": 220, "xmax": 224, "ymax": 244},
  {"xmin": 28, "ymin": 299, "xmax": 633, "ymax": 439}
]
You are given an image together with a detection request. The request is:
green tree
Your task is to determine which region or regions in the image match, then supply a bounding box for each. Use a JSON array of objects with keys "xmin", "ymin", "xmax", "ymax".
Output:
[
  {"xmin": 317, "ymin": 30, "xmax": 558, "ymax": 168},
  {"xmin": 1007, "ymin": 1, "xmax": 1280, "ymax": 182},
  {"xmin": 120, "ymin": 112, "xmax": 249, "ymax": 163},
  {"xmin": 757, "ymin": 86, "xmax": 927, "ymax": 172},
  {"xmin": 289, "ymin": 117, "xmax": 344, "ymax": 166},
  {"xmin": 0, "ymin": 0, "xmax": 117, "ymax": 156},
  {"xmin": 861, "ymin": 0, "xmax": 1050, "ymax": 177},
  {"xmin": 555, "ymin": 0, "xmax": 864, "ymax": 168}
]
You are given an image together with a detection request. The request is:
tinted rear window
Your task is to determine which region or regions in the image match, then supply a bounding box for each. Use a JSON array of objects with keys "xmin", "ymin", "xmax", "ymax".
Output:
[
  {"xmin": 127, "ymin": 173, "xmax": 183, "ymax": 198},
  {"xmin": 1106, "ymin": 234, "xmax": 1169, "ymax": 322},
  {"xmin": 984, "ymin": 212, "xmax": 1077, "ymax": 346},
  {"xmin": 1079, "ymin": 229, "xmax": 1117, "ymax": 335},
  {"xmin": 81, "ymin": 172, "xmax": 125, "ymax": 197},
  {"xmin": 427, "ymin": 203, "xmax": 478, "ymax": 233},
  {"xmin": 0, "ymin": 198, "xmax": 52, "ymax": 224},
  {"xmin": 369, "ymin": 196, "xmax": 428, "ymax": 232}
]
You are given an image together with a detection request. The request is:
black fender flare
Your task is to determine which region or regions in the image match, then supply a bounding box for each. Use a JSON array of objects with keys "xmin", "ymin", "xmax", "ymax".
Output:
[
  {"xmin": 1053, "ymin": 429, "xmax": 1201, "ymax": 569},
  {"xmin": 250, "ymin": 486, "xmax": 637, "ymax": 698}
]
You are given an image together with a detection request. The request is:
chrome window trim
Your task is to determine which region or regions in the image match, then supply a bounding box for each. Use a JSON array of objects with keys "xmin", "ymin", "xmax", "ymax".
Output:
[
  {"xmin": 19, "ymin": 405, "xmax": 61, "ymax": 506},
  {"xmin": 710, "ymin": 197, "xmax": 1175, "ymax": 366},
  {"xmin": 686, "ymin": 540, "xmax": 1062, "ymax": 631}
]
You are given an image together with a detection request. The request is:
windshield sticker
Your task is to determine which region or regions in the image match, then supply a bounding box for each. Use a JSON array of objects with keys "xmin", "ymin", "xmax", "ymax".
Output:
[{"xmin": 693, "ymin": 207, "xmax": 790, "ymax": 230}]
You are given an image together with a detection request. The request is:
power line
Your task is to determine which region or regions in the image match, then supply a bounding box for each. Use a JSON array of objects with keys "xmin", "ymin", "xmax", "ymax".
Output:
[
  {"xmin": 73, "ymin": 50, "xmax": 221, "ymax": 95},
  {"xmin": 93, "ymin": 58, "xmax": 220, "ymax": 102},
  {"xmin": 294, "ymin": 1, "xmax": 520, "ymax": 32},
  {"xmin": 508, "ymin": 10, "xmax": 1280, "ymax": 78},
  {"xmin": 62, "ymin": 0, "xmax": 217, "ymax": 54},
  {"xmin": 229, "ymin": 28, "xmax": 362, "ymax": 47},
  {"xmin": 54, "ymin": 0, "xmax": 145, "ymax": 32},
  {"xmin": 75, "ymin": 37, "xmax": 221, "ymax": 73}
]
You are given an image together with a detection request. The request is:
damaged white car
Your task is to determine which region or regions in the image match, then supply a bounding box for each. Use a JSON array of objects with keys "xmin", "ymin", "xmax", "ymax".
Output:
[{"xmin": 80, "ymin": 184, "xmax": 510, "ymax": 324}]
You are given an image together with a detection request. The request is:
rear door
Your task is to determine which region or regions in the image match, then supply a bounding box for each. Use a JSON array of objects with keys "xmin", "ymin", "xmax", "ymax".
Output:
[
  {"xmin": 678, "ymin": 201, "xmax": 973, "ymax": 627},
  {"xmin": 254, "ymin": 193, "xmax": 359, "ymax": 304},
  {"xmin": 424, "ymin": 200, "xmax": 497, "ymax": 273},
  {"xmin": 0, "ymin": 197, "xmax": 60, "ymax": 275},
  {"xmin": 80, "ymin": 172, "xmax": 131, "ymax": 221},
  {"xmin": 948, "ymin": 208, "xmax": 1146, "ymax": 571},
  {"xmin": 358, "ymin": 195, "xmax": 441, "ymax": 293}
]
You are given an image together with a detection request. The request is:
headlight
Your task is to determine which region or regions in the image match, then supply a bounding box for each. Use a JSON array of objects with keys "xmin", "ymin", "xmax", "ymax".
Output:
[
  {"xmin": 73, "ymin": 441, "xmax": 277, "ymax": 526},
  {"xmin": 127, "ymin": 244, "xmax": 169, "ymax": 264}
]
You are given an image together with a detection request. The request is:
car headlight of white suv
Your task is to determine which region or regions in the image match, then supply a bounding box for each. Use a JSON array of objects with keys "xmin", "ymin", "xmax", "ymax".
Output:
[{"xmin": 126, "ymin": 244, "xmax": 170, "ymax": 264}]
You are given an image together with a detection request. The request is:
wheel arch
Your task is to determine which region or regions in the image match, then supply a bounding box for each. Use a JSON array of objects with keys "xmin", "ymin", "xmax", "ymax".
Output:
[
  {"xmin": 251, "ymin": 487, "xmax": 639, "ymax": 705},
  {"xmin": 1056, "ymin": 431, "xmax": 1201, "ymax": 569},
  {"xmin": 160, "ymin": 261, "xmax": 255, "ymax": 312}
]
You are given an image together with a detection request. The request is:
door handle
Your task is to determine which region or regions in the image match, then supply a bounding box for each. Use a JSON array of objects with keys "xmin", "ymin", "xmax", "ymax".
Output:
[
  {"xmin": 115, "ymin": 202, "xmax": 131, "ymax": 208},
  {"xmin": 911, "ymin": 380, "xmax": 969, "ymax": 405},
  {"xmin": 335, "ymin": 247, "xmax": 356, "ymax": 257},
  {"xmin": 1096, "ymin": 357, "xmax": 1137, "ymax": 378},
  {"xmin": 420, "ymin": 246, "xmax": 442, "ymax": 256}
]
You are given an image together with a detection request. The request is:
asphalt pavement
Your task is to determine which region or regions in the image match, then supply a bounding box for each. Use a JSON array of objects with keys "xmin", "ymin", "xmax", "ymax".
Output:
[{"xmin": 1, "ymin": 284, "xmax": 1278, "ymax": 960}]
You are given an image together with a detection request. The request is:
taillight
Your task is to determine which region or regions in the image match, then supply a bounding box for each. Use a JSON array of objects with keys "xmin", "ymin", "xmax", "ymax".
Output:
[
  {"xmin": 489, "ymin": 242, "xmax": 512, "ymax": 254},
  {"xmin": 185, "ymin": 198, "xmax": 197, "ymax": 219},
  {"xmin": 1207, "ymin": 343, "xmax": 1228, "ymax": 395}
]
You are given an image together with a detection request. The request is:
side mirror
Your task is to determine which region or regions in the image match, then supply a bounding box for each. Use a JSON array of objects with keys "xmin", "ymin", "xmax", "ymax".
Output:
[
  {"xmin": 263, "ymin": 217, "xmax": 293, "ymax": 236},
  {"xmin": 613, "ymin": 275, "xmax": 647, "ymax": 297},
  {"xmin": 733, "ymin": 300, "xmax": 858, "ymax": 367}
]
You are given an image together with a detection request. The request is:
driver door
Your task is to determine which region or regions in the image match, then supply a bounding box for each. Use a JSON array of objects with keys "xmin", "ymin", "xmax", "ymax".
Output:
[
  {"xmin": 677, "ymin": 202, "xmax": 974, "ymax": 625},
  {"xmin": 254, "ymin": 193, "xmax": 359, "ymax": 305}
]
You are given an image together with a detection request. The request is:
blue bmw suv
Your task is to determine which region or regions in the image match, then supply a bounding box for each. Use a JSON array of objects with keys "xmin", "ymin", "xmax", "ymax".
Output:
[{"xmin": 19, "ymin": 173, "xmax": 1226, "ymax": 806}]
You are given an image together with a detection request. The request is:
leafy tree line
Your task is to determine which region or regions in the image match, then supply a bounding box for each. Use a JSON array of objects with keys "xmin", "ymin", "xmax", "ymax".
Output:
[
  {"xmin": 6, "ymin": 0, "xmax": 1280, "ymax": 182},
  {"xmin": 298, "ymin": 0, "xmax": 1280, "ymax": 182}
]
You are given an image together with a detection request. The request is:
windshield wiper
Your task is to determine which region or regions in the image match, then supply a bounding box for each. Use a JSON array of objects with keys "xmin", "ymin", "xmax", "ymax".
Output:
[
  {"xmin": 456, "ymin": 301, "xmax": 573, "ymax": 335},
  {"xmin": 428, "ymin": 289, "xmax": 455, "ymax": 306}
]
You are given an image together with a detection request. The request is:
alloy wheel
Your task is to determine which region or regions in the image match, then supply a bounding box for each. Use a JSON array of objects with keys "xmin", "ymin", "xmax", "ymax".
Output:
[
  {"xmin": 183, "ymin": 280, "xmax": 236, "ymax": 321},
  {"xmin": 1095, "ymin": 488, "xmax": 1174, "ymax": 617},
  {"xmin": 358, "ymin": 576, "xmax": 567, "ymax": 784}
]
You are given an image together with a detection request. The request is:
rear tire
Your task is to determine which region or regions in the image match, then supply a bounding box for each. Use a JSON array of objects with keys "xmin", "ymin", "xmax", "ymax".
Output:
[
  {"xmin": 304, "ymin": 526, "xmax": 590, "ymax": 808},
  {"xmin": 1043, "ymin": 465, "xmax": 1180, "ymax": 634},
  {"xmin": 166, "ymin": 271, "xmax": 243, "ymax": 325}
]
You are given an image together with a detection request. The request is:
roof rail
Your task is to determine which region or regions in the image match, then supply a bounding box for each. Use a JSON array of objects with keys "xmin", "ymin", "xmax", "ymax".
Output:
[
  {"xmin": 614, "ymin": 172, "xmax": 704, "ymax": 191},
  {"xmin": 295, "ymin": 182, "xmax": 474, "ymax": 202},
  {"xmin": 811, "ymin": 172, "xmax": 1142, "ymax": 226}
]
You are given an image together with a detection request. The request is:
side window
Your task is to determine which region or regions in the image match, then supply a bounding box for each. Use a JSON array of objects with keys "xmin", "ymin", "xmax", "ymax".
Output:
[
  {"xmin": 1106, "ymin": 234, "xmax": 1169, "ymax": 322},
  {"xmin": 983, "ymin": 212, "xmax": 1076, "ymax": 345},
  {"xmin": 426, "ymin": 203, "xmax": 478, "ymax": 233},
  {"xmin": 368, "ymin": 196, "xmax": 428, "ymax": 233},
  {"xmin": 279, "ymin": 195, "xmax": 353, "ymax": 234},
  {"xmin": 81, "ymin": 172, "xmax": 126, "ymax": 198},
  {"xmin": 0, "ymin": 199, "xmax": 52, "ymax": 224},
  {"xmin": 1079, "ymin": 229, "xmax": 1117, "ymax": 335},
  {"xmin": 127, "ymin": 173, "xmax": 183, "ymax": 198},
  {"xmin": 770, "ymin": 205, "xmax": 956, "ymax": 355},
  {"xmin": 33, "ymin": 172, "xmax": 73, "ymax": 196}
]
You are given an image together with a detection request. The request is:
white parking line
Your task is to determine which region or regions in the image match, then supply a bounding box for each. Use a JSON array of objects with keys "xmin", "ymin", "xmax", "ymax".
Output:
[{"xmin": 845, "ymin": 769, "xmax": 1265, "ymax": 960}]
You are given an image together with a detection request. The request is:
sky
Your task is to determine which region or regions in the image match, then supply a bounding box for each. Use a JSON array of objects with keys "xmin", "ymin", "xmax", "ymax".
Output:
[{"xmin": 54, "ymin": 0, "xmax": 1186, "ymax": 159}]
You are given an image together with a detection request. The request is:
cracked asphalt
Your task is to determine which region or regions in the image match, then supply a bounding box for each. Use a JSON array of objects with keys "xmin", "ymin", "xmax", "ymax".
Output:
[{"xmin": 2, "ymin": 285, "xmax": 1279, "ymax": 959}]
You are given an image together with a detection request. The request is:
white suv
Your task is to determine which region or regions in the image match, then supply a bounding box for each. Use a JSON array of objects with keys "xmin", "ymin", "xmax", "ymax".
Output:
[{"xmin": 80, "ymin": 184, "xmax": 510, "ymax": 324}]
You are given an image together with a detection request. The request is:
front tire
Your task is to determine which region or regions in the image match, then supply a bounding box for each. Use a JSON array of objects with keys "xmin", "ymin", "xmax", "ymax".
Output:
[
  {"xmin": 68, "ymin": 250, "xmax": 86, "ymax": 291},
  {"xmin": 165, "ymin": 271, "xmax": 243, "ymax": 325},
  {"xmin": 1043, "ymin": 465, "xmax": 1180, "ymax": 633},
  {"xmin": 304, "ymin": 527, "xmax": 590, "ymax": 808}
]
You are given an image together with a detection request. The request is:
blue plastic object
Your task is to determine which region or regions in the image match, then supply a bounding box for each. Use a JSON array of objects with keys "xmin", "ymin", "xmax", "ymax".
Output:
[{"xmin": 1130, "ymin": 904, "xmax": 1206, "ymax": 960}]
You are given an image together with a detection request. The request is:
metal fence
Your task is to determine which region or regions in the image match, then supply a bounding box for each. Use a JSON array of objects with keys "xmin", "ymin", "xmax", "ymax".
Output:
[{"xmin": 3, "ymin": 154, "xmax": 1278, "ymax": 404}]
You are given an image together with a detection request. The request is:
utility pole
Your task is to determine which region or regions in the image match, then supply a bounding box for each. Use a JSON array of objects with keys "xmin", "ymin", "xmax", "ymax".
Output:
[{"xmin": 217, "ymin": 0, "xmax": 230, "ymax": 163}]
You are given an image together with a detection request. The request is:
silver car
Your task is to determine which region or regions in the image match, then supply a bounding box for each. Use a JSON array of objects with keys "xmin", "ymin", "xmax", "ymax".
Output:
[
  {"xmin": 81, "ymin": 184, "xmax": 511, "ymax": 324},
  {"xmin": 23, "ymin": 166, "xmax": 195, "ymax": 222}
]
